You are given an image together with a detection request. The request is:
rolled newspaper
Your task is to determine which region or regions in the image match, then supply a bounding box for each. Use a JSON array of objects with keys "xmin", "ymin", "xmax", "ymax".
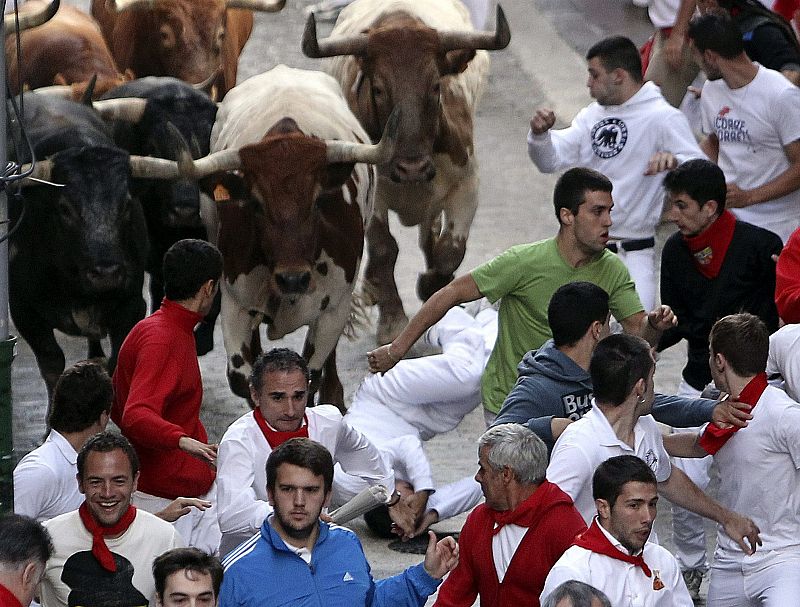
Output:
[{"xmin": 328, "ymin": 484, "xmax": 392, "ymax": 525}]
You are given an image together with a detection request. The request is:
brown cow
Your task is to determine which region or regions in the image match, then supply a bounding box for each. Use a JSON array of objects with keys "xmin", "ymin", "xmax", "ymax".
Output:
[
  {"xmin": 303, "ymin": 0, "xmax": 509, "ymax": 344},
  {"xmin": 6, "ymin": 1, "xmax": 132, "ymax": 100},
  {"xmin": 91, "ymin": 0, "xmax": 285, "ymax": 101},
  {"xmin": 4, "ymin": 0, "xmax": 59, "ymax": 32}
]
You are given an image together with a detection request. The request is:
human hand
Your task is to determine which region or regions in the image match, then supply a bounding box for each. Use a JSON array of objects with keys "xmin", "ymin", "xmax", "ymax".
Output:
[
  {"xmin": 530, "ymin": 109, "xmax": 556, "ymax": 135},
  {"xmin": 687, "ymin": 85, "xmax": 702, "ymax": 99},
  {"xmin": 367, "ymin": 344, "xmax": 402, "ymax": 374},
  {"xmin": 726, "ymin": 183, "xmax": 753, "ymax": 208},
  {"xmin": 388, "ymin": 499, "xmax": 417, "ymax": 541},
  {"xmin": 423, "ymin": 531, "xmax": 459, "ymax": 579},
  {"xmin": 711, "ymin": 394, "xmax": 752, "ymax": 430},
  {"xmin": 412, "ymin": 509, "xmax": 440, "ymax": 538},
  {"xmin": 647, "ymin": 305, "xmax": 677, "ymax": 331},
  {"xmin": 178, "ymin": 436, "xmax": 218, "ymax": 467},
  {"xmin": 403, "ymin": 490, "xmax": 431, "ymax": 523},
  {"xmin": 721, "ymin": 511, "xmax": 761, "ymax": 555},
  {"xmin": 155, "ymin": 497, "xmax": 212, "ymax": 522},
  {"xmin": 644, "ymin": 151, "xmax": 678, "ymax": 175},
  {"xmin": 319, "ymin": 512, "xmax": 334, "ymax": 524}
]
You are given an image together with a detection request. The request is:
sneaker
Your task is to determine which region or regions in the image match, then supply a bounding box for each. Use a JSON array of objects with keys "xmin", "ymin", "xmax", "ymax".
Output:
[{"xmin": 682, "ymin": 569, "xmax": 704, "ymax": 602}]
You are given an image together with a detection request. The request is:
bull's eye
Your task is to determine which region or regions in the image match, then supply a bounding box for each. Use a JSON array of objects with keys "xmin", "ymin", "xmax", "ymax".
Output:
[
  {"xmin": 371, "ymin": 84, "xmax": 384, "ymax": 101},
  {"xmin": 159, "ymin": 24, "xmax": 176, "ymax": 49},
  {"xmin": 214, "ymin": 27, "xmax": 225, "ymax": 53}
]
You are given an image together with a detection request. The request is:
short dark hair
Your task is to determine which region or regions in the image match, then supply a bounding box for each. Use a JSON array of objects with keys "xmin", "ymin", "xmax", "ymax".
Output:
[
  {"xmin": 48, "ymin": 361, "xmax": 113, "ymax": 433},
  {"xmin": 663, "ymin": 159, "xmax": 727, "ymax": 214},
  {"xmin": 250, "ymin": 348, "xmax": 310, "ymax": 393},
  {"xmin": 593, "ymin": 455, "xmax": 657, "ymax": 507},
  {"xmin": 709, "ymin": 313, "xmax": 769, "ymax": 376},
  {"xmin": 266, "ymin": 438, "xmax": 334, "ymax": 494},
  {"xmin": 548, "ymin": 282, "xmax": 610, "ymax": 347},
  {"xmin": 77, "ymin": 432, "xmax": 139, "ymax": 480},
  {"xmin": 542, "ymin": 580, "xmax": 613, "ymax": 607},
  {"xmin": 688, "ymin": 10, "xmax": 745, "ymax": 58},
  {"xmin": 590, "ymin": 334, "xmax": 654, "ymax": 406},
  {"xmin": 163, "ymin": 239, "xmax": 222, "ymax": 301},
  {"xmin": 553, "ymin": 168, "xmax": 613, "ymax": 224},
  {"xmin": 586, "ymin": 36, "xmax": 643, "ymax": 83},
  {"xmin": 153, "ymin": 548, "xmax": 223, "ymax": 600},
  {"xmin": 0, "ymin": 514, "xmax": 53, "ymax": 568}
]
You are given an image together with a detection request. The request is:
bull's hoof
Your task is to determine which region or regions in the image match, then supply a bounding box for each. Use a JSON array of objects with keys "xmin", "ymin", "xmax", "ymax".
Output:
[
  {"xmin": 416, "ymin": 271, "xmax": 455, "ymax": 302},
  {"xmin": 377, "ymin": 311, "xmax": 408, "ymax": 346}
]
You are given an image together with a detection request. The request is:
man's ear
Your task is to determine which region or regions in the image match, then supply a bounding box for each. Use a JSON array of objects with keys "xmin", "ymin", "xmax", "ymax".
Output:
[
  {"xmin": 590, "ymin": 319, "xmax": 603, "ymax": 341},
  {"xmin": 132, "ymin": 471, "xmax": 140, "ymax": 494},
  {"xmin": 704, "ymin": 199, "xmax": 719, "ymax": 218},
  {"xmin": 21, "ymin": 561, "xmax": 40, "ymax": 594},
  {"xmin": 713, "ymin": 351, "xmax": 727, "ymax": 373},
  {"xmin": 267, "ymin": 486, "xmax": 275, "ymax": 507},
  {"xmin": 559, "ymin": 207, "xmax": 575, "ymax": 226},
  {"xmin": 249, "ymin": 384, "xmax": 259, "ymax": 407},
  {"xmin": 323, "ymin": 489, "xmax": 333, "ymax": 509},
  {"xmin": 633, "ymin": 377, "xmax": 646, "ymax": 401},
  {"xmin": 595, "ymin": 497, "xmax": 611, "ymax": 521}
]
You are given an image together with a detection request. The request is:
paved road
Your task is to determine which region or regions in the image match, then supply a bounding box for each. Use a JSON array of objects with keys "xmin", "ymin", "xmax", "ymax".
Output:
[{"xmin": 9, "ymin": 0, "xmax": 715, "ymax": 595}]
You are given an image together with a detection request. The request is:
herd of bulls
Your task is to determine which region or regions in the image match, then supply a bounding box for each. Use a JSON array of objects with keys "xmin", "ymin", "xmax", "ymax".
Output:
[{"xmin": 4, "ymin": 0, "xmax": 510, "ymax": 408}]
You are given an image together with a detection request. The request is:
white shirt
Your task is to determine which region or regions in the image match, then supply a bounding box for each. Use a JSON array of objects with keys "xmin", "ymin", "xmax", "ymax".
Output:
[
  {"xmin": 711, "ymin": 384, "xmax": 800, "ymax": 564},
  {"xmin": 13, "ymin": 431, "xmax": 82, "ymax": 522},
  {"xmin": 492, "ymin": 524, "xmax": 527, "ymax": 583},
  {"xmin": 541, "ymin": 523, "xmax": 693, "ymax": 607},
  {"xmin": 528, "ymin": 81, "xmax": 703, "ymax": 240},
  {"xmin": 767, "ymin": 324, "xmax": 800, "ymax": 401},
  {"xmin": 215, "ymin": 405, "xmax": 392, "ymax": 549},
  {"xmin": 546, "ymin": 405, "xmax": 672, "ymax": 523},
  {"xmin": 701, "ymin": 65, "xmax": 800, "ymax": 230}
]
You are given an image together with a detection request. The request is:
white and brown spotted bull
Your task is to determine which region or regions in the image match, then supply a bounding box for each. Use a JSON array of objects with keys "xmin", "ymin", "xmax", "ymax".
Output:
[
  {"xmin": 91, "ymin": 0, "xmax": 285, "ymax": 101},
  {"xmin": 302, "ymin": 0, "xmax": 510, "ymax": 344},
  {"xmin": 180, "ymin": 65, "xmax": 397, "ymax": 406}
]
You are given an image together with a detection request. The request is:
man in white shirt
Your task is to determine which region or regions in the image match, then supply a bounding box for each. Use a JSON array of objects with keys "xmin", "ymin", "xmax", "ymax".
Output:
[
  {"xmin": 541, "ymin": 455, "xmax": 694, "ymax": 606},
  {"xmin": 665, "ymin": 313, "xmax": 800, "ymax": 606},
  {"xmin": 689, "ymin": 10, "xmax": 800, "ymax": 243},
  {"xmin": 215, "ymin": 348, "xmax": 405, "ymax": 557},
  {"xmin": 546, "ymin": 333, "xmax": 760, "ymax": 552},
  {"xmin": 767, "ymin": 323, "xmax": 800, "ymax": 400},
  {"xmin": 528, "ymin": 35, "xmax": 703, "ymax": 309}
]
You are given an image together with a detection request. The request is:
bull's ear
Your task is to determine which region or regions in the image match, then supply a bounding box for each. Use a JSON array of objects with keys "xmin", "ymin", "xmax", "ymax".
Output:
[
  {"xmin": 439, "ymin": 49, "xmax": 476, "ymax": 75},
  {"xmin": 322, "ymin": 162, "xmax": 355, "ymax": 192},
  {"xmin": 200, "ymin": 171, "xmax": 250, "ymax": 206}
]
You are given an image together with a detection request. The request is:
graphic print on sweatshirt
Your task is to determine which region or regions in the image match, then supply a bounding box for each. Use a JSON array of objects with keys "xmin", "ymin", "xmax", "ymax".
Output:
[
  {"xmin": 591, "ymin": 118, "xmax": 628, "ymax": 158},
  {"xmin": 562, "ymin": 390, "xmax": 593, "ymax": 420}
]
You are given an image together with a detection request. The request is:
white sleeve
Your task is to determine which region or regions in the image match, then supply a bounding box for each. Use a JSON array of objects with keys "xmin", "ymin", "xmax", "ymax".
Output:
[
  {"xmin": 527, "ymin": 111, "xmax": 590, "ymax": 173},
  {"xmin": 13, "ymin": 461, "xmax": 56, "ymax": 521},
  {"xmin": 642, "ymin": 416, "xmax": 673, "ymax": 483},
  {"xmin": 774, "ymin": 85, "xmax": 800, "ymax": 146},
  {"xmin": 215, "ymin": 430, "xmax": 271, "ymax": 536},
  {"xmin": 546, "ymin": 435, "xmax": 594, "ymax": 504},
  {"xmin": 777, "ymin": 405, "xmax": 800, "ymax": 470},
  {"xmin": 660, "ymin": 110, "xmax": 706, "ymax": 164},
  {"xmin": 427, "ymin": 476, "xmax": 484, "ymax": 521},
  {"xmin": 381, "ymin": 435, "xmax": 434, "ymax": 492},
  {"xmin": 335, "ymin": 420, "xmax": 395, "ymax": 493}
]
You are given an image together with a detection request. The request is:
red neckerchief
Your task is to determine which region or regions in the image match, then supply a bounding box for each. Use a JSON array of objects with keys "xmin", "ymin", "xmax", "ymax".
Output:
[
  {"xmin": 0, "ymin": 583, "xmax": 22, "ymax": 607},
  {"xmin": 684, "ymin": 211, "xmax": 736, "ymax": 279},
  {"xmin": 699, "ymin": 372, "xmax": 767, "ymax": 455},
  {"xmin": 253, "ymin": 408, "xmax": 309, "ymax": 449},
  {"xmin": 488, "ymin": 480, "xmax": 557, "ymax": 535},
  {"xmin": 573, "ymin": 519, "xmax": 652, "ymax": 577},
  {"xmin": 78, "ymin": 502, "xmax": 137, "ymax": 572}
]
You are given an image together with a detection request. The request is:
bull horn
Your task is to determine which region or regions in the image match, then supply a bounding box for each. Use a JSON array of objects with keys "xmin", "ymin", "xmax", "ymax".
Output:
[
  {"xmin": 184, "ymin": 149, "xmax": 242, "ymax": 180},
  {"xmin": 17, "ymin": 159, "xmax": 56, "ymax": 187},
  {"xmin": 129, "ymin": 155, "xmax": 182, "ymax": 180},
  {"xmin": 32, "ymin": 85, "xmax": 74, "ymax": 99},
  {"xmin": 104, "ymin": 0, "xmax": 156, "ymax": 12},
  {"xmin": 438, "ymin": 5, "xmax": 511, "ymax": 52},
  {"xmin": 301, "ymin": 12, "xmax": 368, "ymax": 58},
  {"xmin": 4, "ymin": 0, "xmax": 59, "ymax": 32},
  {"xmin": 93, "ymin": 98, "xmax": 148, "ymax": 123},
  {"xmin": 191, "ymin": 68, "xmax": 220, "ymax": 96},
  {"xmin": 325, "ymin": 107, "xmax": 400, "ymax": 164},
  {"xmin": 225, "ymin": 0, "xmax": 285, "ymax": 12},
  {"xmin": 165, "ymin": 122, "xmax": 196, "ymax": 176}
]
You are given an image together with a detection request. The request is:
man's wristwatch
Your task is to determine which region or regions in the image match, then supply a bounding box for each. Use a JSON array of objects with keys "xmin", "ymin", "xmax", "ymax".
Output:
[{"xmin": 387, "ymin": 490, "xmax": 401, "ymax": 507}]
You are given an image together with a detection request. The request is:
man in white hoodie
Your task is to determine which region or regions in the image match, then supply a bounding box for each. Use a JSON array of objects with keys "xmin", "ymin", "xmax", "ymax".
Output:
[{"xmin": 528, "ymin": 36, "xmax": 704, "ymax": 311}]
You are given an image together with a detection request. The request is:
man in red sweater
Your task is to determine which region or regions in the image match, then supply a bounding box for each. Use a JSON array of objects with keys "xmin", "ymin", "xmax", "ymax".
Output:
[
  {"xmin": 434, "ymin": 423, "xmax": 587, "ymax": 607},
  {"xmin": 112, "ymin": 239, "xmax": 222, "ymax": 553}
]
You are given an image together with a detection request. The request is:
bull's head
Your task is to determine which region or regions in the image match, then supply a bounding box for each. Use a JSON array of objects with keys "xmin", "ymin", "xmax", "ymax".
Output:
[
  {"xmin": 105, "ymin": 0, "xmax": 285, "ymax": 100},
  {"xmin": 181, "ymin": 109, "xmax": 398, "ymax": 296},
  {"xmin": 302, "ymin": 5, "xmax": 509, "ymax": 183}
]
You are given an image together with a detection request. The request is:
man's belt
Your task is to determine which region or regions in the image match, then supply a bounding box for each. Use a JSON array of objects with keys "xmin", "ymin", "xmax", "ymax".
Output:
[{"xmin": 606, "ymin": 237, "xmax": 655, "ymax": 253}]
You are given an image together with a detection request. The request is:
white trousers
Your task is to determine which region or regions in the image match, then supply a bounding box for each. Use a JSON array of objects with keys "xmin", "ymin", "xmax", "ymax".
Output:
[
  {"xmin": 708, "ymin": 552, "xmax": 800, "ymax": 606},
  {"xmin": 613, "ymin": 245, "xmax": 657, "ymax": 312},
  {"xmin": 133, "ymin": 485, "xmax": 221, "ymax": 555}
]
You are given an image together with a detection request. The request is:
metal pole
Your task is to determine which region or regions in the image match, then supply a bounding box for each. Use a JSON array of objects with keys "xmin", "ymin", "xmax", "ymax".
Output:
[{"xmin": 0, "ymin": 11, "xmax": 18, "ymax": 514}]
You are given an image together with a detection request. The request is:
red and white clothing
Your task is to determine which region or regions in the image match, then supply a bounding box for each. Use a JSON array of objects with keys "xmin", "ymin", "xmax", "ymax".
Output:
[
  {"xmin": 701, "ymin": 65, "xmax": 800, "ymax": 243},
  {"xmin": 112, "ymin": 298, "xmax": 218, "ymax": 552},
  {"xmin": 216, "ymin": 405, "xmax": 392, "ymax": 556},
  {"xmin": 433, "ymin": 481, "xmax": 586, "ymax": 607},
  {"xmin": 13, "ymin": 431, "xmax": 81, "ymax": 522},
  {"xmin": 541, "ymin": 519, "xmax": 693, "ymax": 607},
  {"xmin": 546, "ymin": 405, "xmax": 672, "ymax": 524}
]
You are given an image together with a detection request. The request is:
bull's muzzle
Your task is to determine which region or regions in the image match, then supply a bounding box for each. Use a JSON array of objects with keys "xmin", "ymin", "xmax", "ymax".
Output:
[
  {"xmin": 275, "ymin": 270, "xmax": 311, "ymax": 295},
  {"xmin": 85, "ymin": 263, "xmax": 126, "ymax": 292},
  {"xmin": 391, "ymin": 156, "xmax": 436, "ymax": 183}
]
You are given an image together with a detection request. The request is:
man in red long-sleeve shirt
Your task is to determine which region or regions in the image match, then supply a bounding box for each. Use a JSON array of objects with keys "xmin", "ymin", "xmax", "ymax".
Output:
[{"xmin": 112, "ymin": 239, "xmax": 222, "ymax": 553}]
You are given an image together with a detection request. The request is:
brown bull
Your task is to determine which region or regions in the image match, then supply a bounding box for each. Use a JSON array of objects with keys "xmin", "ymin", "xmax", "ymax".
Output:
[
  {"xmin": 303, "ymin": 0, "xmax": 510, "ymax": 344},
  {"xmin": 6, "ymin": 1, "xmax": 132, "ymax": 100},
  {"xmin": 91, "ymin": 0, "xmax": 285, "ymax": 100}
]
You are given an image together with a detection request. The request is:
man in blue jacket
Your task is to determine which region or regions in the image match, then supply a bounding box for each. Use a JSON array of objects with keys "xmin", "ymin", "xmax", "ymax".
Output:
[{"xmin": 219, "ymin": 438, "xmax": 459, "ymax": 607}]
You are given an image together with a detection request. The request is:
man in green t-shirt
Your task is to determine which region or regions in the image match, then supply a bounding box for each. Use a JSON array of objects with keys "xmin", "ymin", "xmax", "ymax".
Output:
[{"xmin": 368, "ymin": 167, "xmax": 676, "ymax": 422}]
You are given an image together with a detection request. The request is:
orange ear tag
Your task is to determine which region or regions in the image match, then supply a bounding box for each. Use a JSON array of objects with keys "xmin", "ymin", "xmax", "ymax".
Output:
[{"xmin": 214, "ymin": 184, "xmax": 231, "ymax": 202}]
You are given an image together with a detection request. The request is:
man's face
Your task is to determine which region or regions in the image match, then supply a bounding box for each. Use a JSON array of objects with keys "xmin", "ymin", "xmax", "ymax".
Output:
[
  {"xmin": 587, "ymin": 57, "xmax": 621, "ymax": 106},
  {"xmin": 690, "ymin": 42, "xmax": 722, "ymax": 81},
  {"xmin": 268, "ymin": 463, "xmax": 330, "ymax": 541},
  {"xmin": 474, "ymin": 446, "xmax": 508, "ymax": 511},
  {"xmin": 157, "ymin": 569, "xmax": 216, "ymax": 607},
  {"xmin": 251, "ymin": 369, "xmax": 308, "ymax": 431},
  {"xmin": 568, "ymin": 190, "xmax": 613, "ymax": 255},
  {"xmin": 77, "ymin": 449, "xmax": 138, "ymax": 527},
  {"xmin": 600, "ymin": 480, "xmax": 658, "ymax": 554},
  {"xmin": 666, "ymin": 191, "xmax": 718, "ymax": 237}
]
